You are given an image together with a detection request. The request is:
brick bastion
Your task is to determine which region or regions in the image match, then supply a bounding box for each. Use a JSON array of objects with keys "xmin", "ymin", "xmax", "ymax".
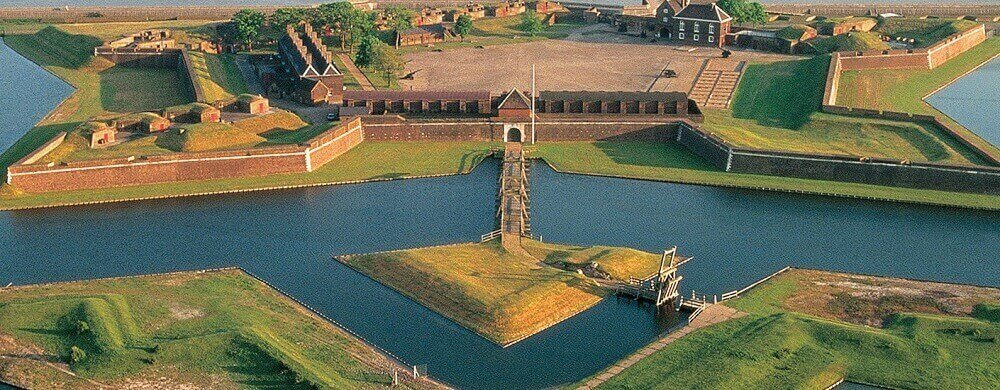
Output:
[{"xmin": 6, "ymin": 118, "xmax": 364, "ymax": 193}]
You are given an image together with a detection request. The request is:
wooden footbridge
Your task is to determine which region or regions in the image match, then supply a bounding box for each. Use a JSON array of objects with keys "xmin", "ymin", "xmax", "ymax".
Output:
[
  {"xmin": 615, "ymin": 247, "xmax": 688, "ymax": 308},
  {"xmin": 485, "ymin": 142, "xmax": 533, "ymax": 250}
]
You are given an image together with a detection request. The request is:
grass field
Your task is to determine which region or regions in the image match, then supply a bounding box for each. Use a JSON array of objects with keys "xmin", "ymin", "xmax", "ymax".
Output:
[
  {"xmin": 592, "ymin": 269, "xmax": 1000, "ymax": 389},
  {"xmin": 835, "ymin": 37, "xmax": 1000, "ymax": 157},
  {"xmin": 339, "ymin": 239, "xmax": 661, "ymax": 346},
  {"xmin": 187, "ymin": 51, "xmax": 249, "ymax": 102},
  {"xmin": 0, "ymin": 269, "xmax": 426, "ymax": 389},
  {"xmin": 522, "ymin": 240, "xmax": 666, "ymax": 281},
  {"xmin": 713, "ymin": 55, "xmax": 987, "ymax": 166},
  {"xmin": 529, "ymin": 141, "xmax": 1000, "ymax": 210},
  {"xmin": 0, "ymin": 141, "xmax": 496, "ymax": 209},
  {"xmin": 805, "ymin": 31, "xmax": 889, "ymax": 53},
  {"xmin": 99, "ymin": 65, "xmax": 193, "ymax": 112}
]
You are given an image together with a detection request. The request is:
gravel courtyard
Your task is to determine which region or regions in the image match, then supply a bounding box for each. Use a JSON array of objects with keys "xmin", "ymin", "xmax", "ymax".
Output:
[{"xmin": 400, "ymin": 25, "xmax": 794, "ymax": 94}]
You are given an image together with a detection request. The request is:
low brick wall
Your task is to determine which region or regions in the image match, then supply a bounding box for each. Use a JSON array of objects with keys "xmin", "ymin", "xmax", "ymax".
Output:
[
  {"xmin": 360, "ymin": 115, "xmax": 687, "ymax": 142},
  {"xmin": 7, "ymin": 120, "xmax": 363, "ymax": 193}
]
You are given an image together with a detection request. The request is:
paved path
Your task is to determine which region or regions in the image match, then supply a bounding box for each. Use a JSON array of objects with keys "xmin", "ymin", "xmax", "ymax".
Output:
[
  {"xmin": 337, "ymin": 53, "xmax": 375, "ymax": 91},
  {"xmin": 578, "ymin": 304, "xmax": 747, "ymax": 389}
]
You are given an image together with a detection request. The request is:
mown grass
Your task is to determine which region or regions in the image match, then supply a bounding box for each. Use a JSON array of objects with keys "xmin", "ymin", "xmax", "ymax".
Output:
[
  {"xmin": 530, "ymin": 141, "xmax": 1000, "ymax": 210},
  {"xmin": 98, "ymin": 65, "xmax": 193, "ymax": 112},
  {"xmin": 717, "ymin": 55, "xmax": 986, "ymax": 165},
  {"xmin": 156, "ymin": 123, "xmax": 266, "ymax": 153},
  {"xmin": 0, "ymin": 141, "xmax": 496, "ymax": 209},
  {"xmin": 593, "ymin": 270, "xmax": 1000, "ymax": 389},
  {"xmin": 836, "ymin": 37, "xmax": 1000, "ymax": 157},
  {"xmin": 0, "ymin": 270, "xmax": 402, "ymax": 389},
  {"xmin": 232, "ymin": 109, "xmax": 309, "ymax": 135},
  {"xmin": 805, "ymin": 31, "xmax": 889, "ymax": 53},
  {"xmin": 340, "ymin": 239, "xmax": 654, "ymax": 345}
]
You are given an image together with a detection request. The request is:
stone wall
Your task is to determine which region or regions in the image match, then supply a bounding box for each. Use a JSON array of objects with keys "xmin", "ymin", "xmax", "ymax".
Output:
[
  {"xmin": 359, "ymin": 116, "xmax": 685, "ymax": 142},
  {"xmin": 927, "ymin": 24, "xmax": 988, "ymax": 69},
  {"xmin": 676, "ymin": 122, "xmax": 730, "ymax": 170},
  {"xmin": 7, "ymin": 120, "xmax": 363, "ymax": 193}
]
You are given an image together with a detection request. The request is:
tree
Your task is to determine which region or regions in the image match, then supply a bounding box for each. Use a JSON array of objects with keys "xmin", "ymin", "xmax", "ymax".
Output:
[
  {"xmin": 383, "ymin": 6, "xmax": 415, "ymax": 48},
  {"xmin": 518, "ymin": 11, "xmax": 545, "ymax": 36},
  {"xmin": 355, "ymin": 34, "xmax": 381, "ymax": 68},
  {"xmin": 70, "ymin": 346, "xmax": 87, "ymax": 364},
  {"xmin": 717, "ymin": 0, "xmax": 767, "ymax": 26},
  {"xmin": 74, "ymin": 320, "xmax": 90, "ymax": 335},
  {"xmin": 232, "ymin": 9, "xmax": 266, "ymax": 51},
  {"xmin": 269, "ymin": 8, "xmax": 308, "ymax": 29},
  {"xmin": 373, "ymin": 43, "xmax": 405, "ymax": 87},
  {"xmin": 454, "ymin": 14, "xmax": 473, "ymax": 42}
]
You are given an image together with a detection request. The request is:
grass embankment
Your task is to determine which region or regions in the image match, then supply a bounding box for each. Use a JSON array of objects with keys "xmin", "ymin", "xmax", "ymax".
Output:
[
  {"xmin": 806, "ymin": 31, "xmax": 889, "ymax": 53},
  {"xmin": 0, "ymin": 141, "xmax": 495, "ymax": 209},
  {"xmin": 157, "ymin": 123, "xmax": 267, "ymax": 152},
  {"xmin": 836, "ymin": 37, "xmax": 1000, "ymax": 156},
  {"xmin": 0, "ymin": 269, "xmax": 415, "ymax": 389},
  {"xmin": 716, "ymin": 56, "xmax": 986, "ymax": 165},
  {"xmin": 531, "ymin": 142, "xmax": 1000, "ymax": 210},
  {"xmin": 592, "ymin": 269, "xmax": 1000, "ymax": 389},
  {"xmin": 339, "ymin": 239, "xmax": 662, "ymax": 346},
  {"xmin": 522, "ymin": 238, "xmax": 665, "ymax": 281},
  {"xmin": 187, "ymin": 51, "xmax": 249, "ymax": 102},
  {"xmin": 875, "ymin": 18, "xmax": 980, "ymax": 48}
]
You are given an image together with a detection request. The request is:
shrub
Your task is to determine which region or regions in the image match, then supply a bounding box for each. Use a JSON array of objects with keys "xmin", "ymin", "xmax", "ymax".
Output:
[{"xmin": 70, "ymin": 345, "xmax": 87, "ymax": 363}]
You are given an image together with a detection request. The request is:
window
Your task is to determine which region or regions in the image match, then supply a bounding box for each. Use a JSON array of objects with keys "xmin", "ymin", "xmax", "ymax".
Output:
[
  {"xmin": 678, "ymin": 21, "xmax": 685, "ymax": 31},
  {"xmin": 694, "ymin": 34, "xmax": 699, "ymax": 41},
  {"xmin": 709, "ymin": 35, "xmax": 715, "ymax": 43},
  {"xmin": 663, "ymin": 17, "xmax": 669, "ymax": 22},
  {"xmin": 679, "ymin": 32, "xmax": 685, "ymax": 39},
  {"xmin": 693, "ymin": 22, "xmax": 700, "ymax": 32},
  {"xmin": 709, "ymin": 24, "xmax": 715, "ymax": 34}
]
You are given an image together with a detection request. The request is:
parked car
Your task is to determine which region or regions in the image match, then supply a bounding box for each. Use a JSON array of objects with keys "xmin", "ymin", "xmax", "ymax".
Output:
[{"xmin": 327, "ymin": 112, "xmax": 338, "ymax": 121}]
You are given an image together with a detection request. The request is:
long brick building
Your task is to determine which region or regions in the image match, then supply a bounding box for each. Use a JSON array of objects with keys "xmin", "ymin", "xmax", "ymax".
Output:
[
  {"xmin": 275, "ymin": 23, "xmax": 344, "ymax": 105},
  {"xmin": 622, "ymin": 0, "xmax": 732, "ymax": 48}
]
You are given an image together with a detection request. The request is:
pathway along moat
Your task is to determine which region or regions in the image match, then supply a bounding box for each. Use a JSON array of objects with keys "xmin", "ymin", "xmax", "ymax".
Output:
[{"xmin": 1, "ymin": 39, "xmax": 998, "ymax": 389}]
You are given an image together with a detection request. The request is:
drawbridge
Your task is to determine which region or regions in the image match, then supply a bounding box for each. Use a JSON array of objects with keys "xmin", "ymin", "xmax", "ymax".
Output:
[{"xmin": 495, "ymin": 142, "xmax": 532, "ymax": 250}]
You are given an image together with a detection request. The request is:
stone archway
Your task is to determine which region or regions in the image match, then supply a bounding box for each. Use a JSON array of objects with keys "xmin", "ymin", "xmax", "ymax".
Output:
[{"xmin": 505, "ymin": 127, "xmax": 523, "ymax": 143}]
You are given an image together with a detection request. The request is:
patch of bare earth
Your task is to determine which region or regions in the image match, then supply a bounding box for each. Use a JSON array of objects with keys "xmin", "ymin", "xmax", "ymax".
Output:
[
  {"xmin": 168, "ymin": 303, "xmax": 204, "ymax": 320},
  {"xmin": 782, "ymin": 269, "xmax": 1000, "ymax": 327},
  {"xmin": 105, "ymin": 366, "xmax": 234, "ymax": 390},
  {"xmin": 0, "ymin": 333, "xmax": 99, "ymax": 388}
]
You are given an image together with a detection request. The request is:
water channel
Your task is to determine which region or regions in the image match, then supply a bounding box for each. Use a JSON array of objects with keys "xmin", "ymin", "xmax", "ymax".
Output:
[{"xmin": 1, "ymin": 38, "xmax": 997, "ymax": 389}]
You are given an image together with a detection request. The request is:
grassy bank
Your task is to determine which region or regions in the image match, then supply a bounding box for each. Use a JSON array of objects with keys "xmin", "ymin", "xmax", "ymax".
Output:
[
  {"xmin": 0, "ymin": 141, "xmax": 495, "ymax": 210},
  {"xmin": 0, "ymin": 269, "xmax": 427, "ymax": 389},
  {"xmin": 530, "ymin": 141, "xmax": 1000, "ymax": 210},
  {"xmin": 396, "ymin": 16, "xmax": 586, "ymax": 55},
  {"xmin": 187, "ymin": 51, "xmax": 249, "ymax": 102},
  {"xmin": 714, "ymin": 56, "xmax": 987, "ymax": 166},
  {"xmin": 339, "ymin": 239, "xmax": 662, "ymax": 346},
  {"xmin": 592, "ymin": 269, "xmax": 1000, "ymax": 389}
]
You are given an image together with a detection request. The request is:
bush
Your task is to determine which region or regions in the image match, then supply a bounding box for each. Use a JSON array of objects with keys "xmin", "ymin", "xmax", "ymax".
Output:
[
  {"xmin": 70, "ymin": 345, "xmax": 87, "ymax": 363},
  {"xmin": 972, "ymin": 304, "xmax": 1000, "ymax": 322}
]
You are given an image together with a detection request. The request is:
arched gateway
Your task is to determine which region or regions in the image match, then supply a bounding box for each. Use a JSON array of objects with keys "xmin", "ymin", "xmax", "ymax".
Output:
[{"xmin": 506, "ymin": 127, "xmax": 522, "ymax": 143}]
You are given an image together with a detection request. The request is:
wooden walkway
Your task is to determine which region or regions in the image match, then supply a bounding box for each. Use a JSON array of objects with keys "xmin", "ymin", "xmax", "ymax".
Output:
[
  {"xmin": 577, "ymin": 304, "xmax": 747, "ymax": 389},
  {"xmin": 498, "ymin": 142, "xmax": 531, "ymax": 249},
  {"xmin": 689, "ymin": 59, "xmax": 746, "ymax": 109}
]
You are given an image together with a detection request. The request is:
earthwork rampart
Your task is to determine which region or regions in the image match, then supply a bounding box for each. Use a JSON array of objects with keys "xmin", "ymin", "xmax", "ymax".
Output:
[
  {"xmin": 6, "ymin": 118, "xmax": 363, "ymax": 193},
  {"xmin": 360, "ymin": 115, "xmax": 681, "ymax": 142}
]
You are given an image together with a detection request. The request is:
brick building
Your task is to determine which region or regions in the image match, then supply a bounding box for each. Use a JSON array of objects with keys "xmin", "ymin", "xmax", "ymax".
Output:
[
  {"xmin": 449, "ymin": 4, "xmax": 487, "ymax": 21},
  {"xmin": 495, "ymin": 88, "xmax": 534, "ymax": 120},
  {"xmin": 163, "ymin": 103, "xmax": 221, "ymax": 124},
  {"xmin": 414, "ymin": 8, "xmax": 446, "ymax": 26},
  {"xmin": 84, "ymin": 122, "xmax": 116, "ymax": 148},
  {"xmin": 618, "ymin": 0, "xmax": 732, "ymax": 47},
  {"xmin": 275, "ymin": 23, "xmax": 344, "ymax": 105},
  {"xmin": 536, "ymin": 91, "xmax": 698, "ymax": 117},
  {"xmin": 116, "ymin": 112, "xmax": 171, "ymax": 133},
  {"xmin": 492, "ymin": 1, "xmax": 526, "ymax": 17},
  {"xmin": 342, "ymin": 90, "xmax": 493, "ymax": 115},
  {"xmin": 396, "ymin": 24, "xmax": 455, "ymax": 47}
]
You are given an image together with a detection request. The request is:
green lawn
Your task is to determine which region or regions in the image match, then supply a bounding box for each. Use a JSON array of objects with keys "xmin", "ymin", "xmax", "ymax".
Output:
[
  {"xmin": 99, "ymin": 65, "xmax": 193, "ymax": 112},
  {"xmin": 0, "ymin": 269, "xmax": 417, "ymax": 389},
  {"xmin": 396, "ymin": 16, "xmax": 587, "ymax": 55},
  {"xmin": 593, "ymin": 270, "xmax": 1000, "ymax": 389},
  {"xmin": 713, "ymin": 55, "xmax": 987, "ymax": 165},
  {"xmin": 805, "ymin": 31, "xmax": 889, "ymax": 53},
  {"xmin": 834, "ymin": 37, "xmax": 1000, "ymax": 157},
  {"xmin": 339, "ymin": 239, "xmax": 660, "ymax": 346},
  {"xmin": 530, "ymin": 141, "xmax": 1000, "ymax": 210},
  {"xmin": 0, "ymin": 141, "xmax": 496, "ymax": 209}
]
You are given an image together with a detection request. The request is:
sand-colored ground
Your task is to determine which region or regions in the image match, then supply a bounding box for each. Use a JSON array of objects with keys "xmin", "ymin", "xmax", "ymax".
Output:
[{"xmin": 400, "ymin": 24, "xmax": 794, "ymax": 94}]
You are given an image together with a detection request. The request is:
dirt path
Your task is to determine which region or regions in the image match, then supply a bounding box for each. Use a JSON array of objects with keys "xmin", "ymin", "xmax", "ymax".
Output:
[
  {"xmin": 337, "ymin": 53, "xmax": 375, "ymax": 91},
  {"xmin": 577, "ymin": 304, "xmax": 747, "ymax": 389}
]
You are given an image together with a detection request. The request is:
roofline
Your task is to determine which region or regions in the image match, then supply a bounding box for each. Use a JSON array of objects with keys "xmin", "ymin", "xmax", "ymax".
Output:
[
  {"xmin": 674, "ymin": 16, "xmax": 732, "ymax": 23},
  {"xmin": 497, "ymin": 88, "xmax": 531, "ymax": 110}
]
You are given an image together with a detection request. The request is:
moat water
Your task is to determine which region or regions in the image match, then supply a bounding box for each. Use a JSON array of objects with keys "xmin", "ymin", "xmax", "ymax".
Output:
[
  {"xmin": 1, "ymin": 38, "xmax": 998, "ymax": 388},
  {"xmin": 927, "ymin": 56, "xmax": 1000, "ymax": 148}
]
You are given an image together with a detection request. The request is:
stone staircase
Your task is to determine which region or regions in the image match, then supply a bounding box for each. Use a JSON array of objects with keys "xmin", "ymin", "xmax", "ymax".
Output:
[{"xmin": 689, "ymin": 59, "xmax": 746, "ymax": 109}]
